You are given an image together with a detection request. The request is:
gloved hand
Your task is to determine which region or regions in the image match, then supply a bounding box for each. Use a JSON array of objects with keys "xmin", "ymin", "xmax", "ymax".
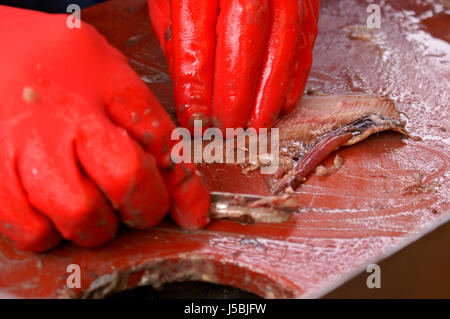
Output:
[
  {"xmin": 0, "ymin": 6, "xmax": 210, "ymax": 252},
  {"xmin": 148, "ymin": 0, "xmax": 320, "ymax": 133}
]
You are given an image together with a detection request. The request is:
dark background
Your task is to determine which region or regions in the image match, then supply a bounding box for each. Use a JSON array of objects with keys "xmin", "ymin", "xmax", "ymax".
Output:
[{"xmin": 0, "ymin": 0, "xmax": 106, "ymax": 12}]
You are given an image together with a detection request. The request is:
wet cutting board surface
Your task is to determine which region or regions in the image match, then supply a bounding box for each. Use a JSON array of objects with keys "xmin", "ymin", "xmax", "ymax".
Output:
[{"xmin": 0, "ymin": 0, "xmax": 449, "ymax": 298}]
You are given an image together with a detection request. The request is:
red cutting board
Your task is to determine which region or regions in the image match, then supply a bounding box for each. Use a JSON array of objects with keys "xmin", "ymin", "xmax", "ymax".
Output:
[{"xmin": 0, "ymin": 0, "xmax": 448, "ymax": 298}]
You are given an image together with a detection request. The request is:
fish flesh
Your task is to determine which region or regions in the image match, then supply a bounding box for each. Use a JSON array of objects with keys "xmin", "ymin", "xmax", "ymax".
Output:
[{"xmin": 271, "ymin": 94, "xmax": 408, "ymax": 194}]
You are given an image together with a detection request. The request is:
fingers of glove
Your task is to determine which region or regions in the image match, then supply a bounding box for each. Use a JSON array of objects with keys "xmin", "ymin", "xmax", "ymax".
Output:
[
  {"xmin": 147, "ymin": 0, "xmax": 174, "ymax": 72},
  {"xmin": 247, "ymin": 0, "xmax": 302, "ymax": 129},
  {"xmin": 102, "ymin": 56, "xmax": 211, "ymax": 230},
  {"xmin": 309, "ymin": 0, "xmax": 321, "ymax": 25},
  {"xmin": 0, "ymin": 157, "xmax": 61, "ymax": 252},
  {"xmin": 75, "ymin": 116, "xmax": 170, "ymax": 229},
  {"xmin": 104, "ymin": 62, "xmax": 177, "ymax": 170},
  {"xmin": 283, "ymin": 34, "xmax": 313, "ymax": 113},
  {"xmin": 16, "ymin": 132, "xmax": 118, "ymax": 248},
  {"xmin": 305, "ymin": 0, "xmax": 320, "ymax": 47},
  {"xmin": 212, "ymin": 0, "xmax": 270, "ymax": 132},
  {"xmin": 171, "ymin": 0, "xmax": 219, "ymax": 133},
  {"xmin": 162, "ymin": 162, "xmax": 210, "ymax": 229},
  {"xmin": 284, "ymin": 0, "xmax": 319, "ymax": 112},
  {"xmin": 163, "ymin": 163, "xmax": 210, "ymax": 230},
  {"xmin": 147, "ymin": 0, "xmax": 172, "ymax": 53}
]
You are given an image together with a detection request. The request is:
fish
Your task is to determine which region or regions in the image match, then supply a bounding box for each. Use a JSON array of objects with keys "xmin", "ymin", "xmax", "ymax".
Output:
[
  {"xmin": 203, "ymin": 94, "xmax": 409, "ymax": 223},
  {"xmin": 210, "ymin": 191, "xmax": 298, "ymax": 224},
  {"xmin": 271, "ymin": 94, "xmax": 408, "ymax": 194}
]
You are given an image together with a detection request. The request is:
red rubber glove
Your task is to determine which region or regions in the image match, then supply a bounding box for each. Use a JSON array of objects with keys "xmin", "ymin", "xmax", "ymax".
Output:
[
  {"xmin": 0, "ymin": 6, "xmax": 210, "ymax": 252},
  {"xmin": 148, "ymin": 0, "xmax": 320, "ymax": 133}
]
